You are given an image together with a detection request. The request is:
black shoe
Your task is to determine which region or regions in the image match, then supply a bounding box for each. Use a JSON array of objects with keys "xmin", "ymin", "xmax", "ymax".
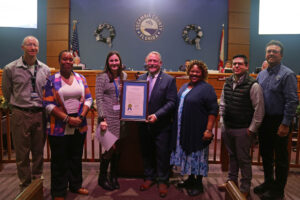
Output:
[
  {"xmin": 110, "ymin": 176, "xmax": 120, "ymax": 189},
  {"xmin": 187, "ymin": 175, "xmax": 203, "ymax": 196},
  {"xmin": 260, "ymin": 190, "xmax": 284, "ymax": 200},
  {"xmin": 110, "ymin": 153, "xmax": 120, "ymax": 189},
  {"xmin": 187, "ymin": 182, "xmax": 203, "ymax": 196},
  {"xmin": 98, "ymin": 158, "xmax": 114, "ymax": 191},
  {"xmin": 187, "ymin": 187, "xmax": 203, "ymax": 196},
  {"xmin": 253, "ymin": 182, "xmax": 272, "ymax": 194},
  {"xmin": 177, "ymin": 175, "xmax": 195, "ymax": 188},
  {"xmin": 98, "ymin": 176, "xmax": 114, "ymax": 191}
]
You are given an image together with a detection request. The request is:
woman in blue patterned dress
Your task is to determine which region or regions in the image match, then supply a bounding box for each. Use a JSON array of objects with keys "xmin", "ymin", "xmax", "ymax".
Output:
[{"xmin": 170, "ymin": 60, "xmax": 218, "ymax": 196}]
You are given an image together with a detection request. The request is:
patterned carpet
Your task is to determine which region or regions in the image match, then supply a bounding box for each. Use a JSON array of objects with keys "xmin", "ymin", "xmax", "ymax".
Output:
[{"xmin": 1, "ymin": 162, "xmax": 300, "ymax": 200}]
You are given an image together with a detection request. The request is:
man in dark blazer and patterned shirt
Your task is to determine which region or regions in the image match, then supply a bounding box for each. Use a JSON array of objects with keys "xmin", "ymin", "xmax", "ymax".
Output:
[{"xmin": 138, "ymin": 51, "xmax": 177, "ymax": 198}]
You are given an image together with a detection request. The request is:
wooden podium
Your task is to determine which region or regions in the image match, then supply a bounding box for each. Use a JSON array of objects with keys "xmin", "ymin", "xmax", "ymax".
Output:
[{"xmin": 118, "ymin": 121, "xmax": 144, "ymax": 177}]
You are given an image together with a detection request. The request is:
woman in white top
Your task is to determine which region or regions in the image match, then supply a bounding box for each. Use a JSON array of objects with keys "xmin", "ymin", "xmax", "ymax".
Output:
[{"xmin": 43, "ymin": 50, "xmax": 93, "ymax": 200}]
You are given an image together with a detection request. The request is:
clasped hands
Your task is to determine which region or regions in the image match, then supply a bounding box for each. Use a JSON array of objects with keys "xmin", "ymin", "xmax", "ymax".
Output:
[{"xmin": 68, "ymin": 116, "xmax": 83, "ymax": 127}]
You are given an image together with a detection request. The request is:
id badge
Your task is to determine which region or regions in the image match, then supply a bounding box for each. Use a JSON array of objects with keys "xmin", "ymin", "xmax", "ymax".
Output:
[
  {"xmin": 64, "ymin": 124, "xmax": 75, "ymax": 135},
  {"xmin": 31, "ymin": 92, "xmax": 39, "ymax": 99},
  {"xmin": 113, "ymin": 104, "xmax": 120, "ymax": 111}
]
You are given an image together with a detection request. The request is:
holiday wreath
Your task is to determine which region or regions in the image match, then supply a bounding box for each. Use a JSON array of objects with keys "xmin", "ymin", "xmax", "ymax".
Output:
[
  {"xmin": 182, "ymin": 24, "xmax": 203, "ymax": 49},
  {"xmin": 94, "ymin": 23, "xmax": 116, "ymax": 47}
]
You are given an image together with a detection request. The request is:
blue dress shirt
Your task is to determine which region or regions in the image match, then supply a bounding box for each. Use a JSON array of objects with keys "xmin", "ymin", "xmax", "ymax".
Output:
[{"xmin": 257, "ymin": 63, "xmax": 298, "ymax": 125}]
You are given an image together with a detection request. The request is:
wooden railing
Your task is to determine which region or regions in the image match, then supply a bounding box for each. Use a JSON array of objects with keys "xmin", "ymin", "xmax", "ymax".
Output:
[
  {"xmin": 15, "ymin": 179, "xmax": 43, "ymax": 200},
  {"xmin": 0, "ymin": 108, "xmax": 100, "ymax": 163},
  {"xmin": 225, "ymin": 181, "xmax": 247, "ymax": 200},
  {"xmin": 1, "ymin": 108, "xmax": 300, "ymax": 171}
]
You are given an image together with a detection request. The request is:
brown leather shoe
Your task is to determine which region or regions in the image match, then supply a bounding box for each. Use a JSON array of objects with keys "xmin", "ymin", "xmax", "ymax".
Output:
[
  {"xmin": 217, "ymin": 183, "xmax": 227, "ymax": 191},
  {"xmin": 140, "ymin": 180, "xmax": 155, "ymax": 191},
  {"xmin": 158, "ymin": 183, "xmax": 168, "ymax": 198},
  {"xmin": 77, "ymin": 188, "xmax": 89, "ymax": 195},
  {"xmin": 242, "ymin": 191, "xmax": 249, "ymax": 198}
]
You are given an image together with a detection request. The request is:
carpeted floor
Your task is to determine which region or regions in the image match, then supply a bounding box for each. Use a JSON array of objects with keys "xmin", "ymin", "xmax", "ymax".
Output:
[{"xmin": 2, "ymin": 162, "xmax": 300, "ymax": 200}]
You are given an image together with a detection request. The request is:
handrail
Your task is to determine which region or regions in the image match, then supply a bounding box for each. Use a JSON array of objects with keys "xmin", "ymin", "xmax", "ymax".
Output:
[
  {"xmin": 15, "ymin": 179, "xmax": 43, "ymax": 200},
  {"xmin": 225, "ymin": 181, "xmax": 246, "ymax": 200}
]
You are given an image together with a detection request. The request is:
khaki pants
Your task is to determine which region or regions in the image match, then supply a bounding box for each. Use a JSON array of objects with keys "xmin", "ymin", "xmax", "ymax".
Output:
[{"xmin": 11, "ymin": 108, "xmax": 46, "ymax": 186}]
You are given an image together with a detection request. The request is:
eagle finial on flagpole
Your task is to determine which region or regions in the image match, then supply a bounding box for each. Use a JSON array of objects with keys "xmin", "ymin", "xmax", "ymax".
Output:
[{"xmin": 72, "ymin": 20, "xmax": 78, "ymax": 31}]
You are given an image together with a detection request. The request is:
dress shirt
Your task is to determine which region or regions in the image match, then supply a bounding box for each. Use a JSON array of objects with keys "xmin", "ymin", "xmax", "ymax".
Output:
[
  {"xmin": 257, "ymin": 63, "xmax": 298, "ymax": 125},
  {"xmin": 147, "ymin": 71, "xmax": 159, "ymax": 98},
  {"xmin": 2, "ymin": 56, "xmax": 50, "ymax": 108},
  {"xmin": 220, "ymin": 74, "xmax": 265, "ymax": 133}
]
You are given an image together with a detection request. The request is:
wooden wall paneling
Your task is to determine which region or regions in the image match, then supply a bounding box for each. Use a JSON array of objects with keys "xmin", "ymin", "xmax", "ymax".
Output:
[
  {"xmin": 47, "ymin": 0, "xmax": 70, "ymax": 8},
  {"xmin": 228, "ymin": 12, "xmax": 250, "ymax": 28},
  {"xmin": 47, "ymin": 0, "xmax": 70, "ymax": 68},
  {"xmin": 228, "ymin": 44, "xmax": 250, "ymax": 60},
  {"xmin": 228, "ymin": 0, "xmax": 251, "ymax": 12},
  {"xmin": 47, "ymin": 41, "xmax": 69, "ymax": 57},
  {"xmin": 47, "ymin": 24, "xmax": 69, "ymax": 41},
  {"xmin": 228, "ymin": 28, "xmax": 250, "ymax": 44},
  {"xmin": 227, "ymin": 0, "xmax": 250, "ymax": 61},
  {"xmin": 47, "ymin": 8, "xmax": 69, "ymax": 24},
  {"xmin": 46, "ymin": 56, "xmax": 59, "ymax": 69}
]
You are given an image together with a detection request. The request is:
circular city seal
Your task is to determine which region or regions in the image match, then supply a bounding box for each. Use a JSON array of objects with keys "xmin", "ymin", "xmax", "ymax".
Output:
[{"xmin": 135, "ymin": 14, "xmax": 163, "ymax": 41}]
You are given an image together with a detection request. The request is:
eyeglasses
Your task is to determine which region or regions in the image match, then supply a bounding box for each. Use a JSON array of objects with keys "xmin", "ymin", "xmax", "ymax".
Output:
[
  {"xmin": 232, "ymin": 62, "xmax": 245, "ymax": 66},
  {"xmin": 24, "ymin": 43, "xmax": 38, "ymax": 47},
  {"xmin": 266, "ymin": 49, "xmax": 280, "ymax": 54}
]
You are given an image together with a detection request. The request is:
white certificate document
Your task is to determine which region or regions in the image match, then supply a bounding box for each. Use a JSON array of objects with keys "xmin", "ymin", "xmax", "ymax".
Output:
[
  {"xmin": 124, "ymin": 85, "xmax": 144, "ymax": 116},
  {"xmin": 95, "ymin": 125, "xmax": 118, "ymax": 151}
]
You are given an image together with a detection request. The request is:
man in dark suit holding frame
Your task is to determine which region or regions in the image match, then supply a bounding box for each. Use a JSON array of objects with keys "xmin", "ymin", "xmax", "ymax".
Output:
[{"xmin": 138, "ymin": 51, "xmax": 177, "ymax": 198}]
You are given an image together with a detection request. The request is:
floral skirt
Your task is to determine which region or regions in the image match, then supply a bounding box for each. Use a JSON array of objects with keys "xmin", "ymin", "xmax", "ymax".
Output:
[{"xmin": 170, "ymin": 144, "xmax": 209, "ymax": 176}]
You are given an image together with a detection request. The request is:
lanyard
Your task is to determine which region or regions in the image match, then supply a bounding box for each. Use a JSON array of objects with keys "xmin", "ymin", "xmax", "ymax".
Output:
[
  {"xmin": 23, "ymin": 58, "xmax": 38, "ymax": 92},
  {"xmin": 28, "ymin": 64, "xmax": 38, "ymax": 92},
  {"xmin": 113, "ymin": 78, "xmax": 120, "ymax": 102}
]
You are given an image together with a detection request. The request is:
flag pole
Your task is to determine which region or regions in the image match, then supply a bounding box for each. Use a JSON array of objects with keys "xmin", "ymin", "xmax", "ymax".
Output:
[
  {"xmin": 218, "ymin": 24, "xmax": 225, "ymax": 72},
  {"xmin": 72, "ymin": 20, "xmax": 77, "ymax": 32},
  {"xmin": 71, "ymin": 20, "xmax": 79, "ymax": 57}
]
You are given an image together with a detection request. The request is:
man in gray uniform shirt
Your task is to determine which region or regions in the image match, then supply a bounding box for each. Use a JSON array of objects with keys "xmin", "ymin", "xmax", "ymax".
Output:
[
  {"xmin": 218, "ymin": 54, "xmax": 265, "ymax": 198},
  {"xmin": 2, "ymin": 36, "xmax": 50, "ymax": 188}
]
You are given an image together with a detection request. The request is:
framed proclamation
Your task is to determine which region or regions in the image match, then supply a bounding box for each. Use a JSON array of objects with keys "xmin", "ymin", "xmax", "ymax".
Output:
[{"xmin": 120, "ymin": 80, "xmax": 149, "ymax": 121}]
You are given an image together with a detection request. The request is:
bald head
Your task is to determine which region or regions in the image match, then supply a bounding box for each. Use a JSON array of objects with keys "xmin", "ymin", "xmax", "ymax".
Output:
[{"xmin": 22, "ymin": 36, "xmax": 39, "ymax": 47}]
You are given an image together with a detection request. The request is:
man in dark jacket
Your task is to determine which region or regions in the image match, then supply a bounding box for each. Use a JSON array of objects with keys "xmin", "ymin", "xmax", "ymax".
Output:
[
  {"xmin": 218, "ymin": 54, "xmax": 265, "ymax": 198},
  {"xmin": 138, "ymin": 51, "xmax": 177, "ymax": 198}
]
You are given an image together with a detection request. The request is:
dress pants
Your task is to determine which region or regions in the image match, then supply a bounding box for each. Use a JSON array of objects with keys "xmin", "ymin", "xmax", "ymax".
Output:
[
  {"xmin": 48, "ymin": 130, "xmax": 86, "ymax": 198},
  {"xmin": 258, "ymin": 115, "xmax": 289, "ymax": 194},
  {"xmin": 11, "ymin": 108, "xmax": 46, "ymax": 187},
  {"xmin": 139, "ymin": 123, "xmax": 171, "ymax": 183},
  {"xmin": 222, "ymin": 127, "xmax": 252, "ymax": 193}
]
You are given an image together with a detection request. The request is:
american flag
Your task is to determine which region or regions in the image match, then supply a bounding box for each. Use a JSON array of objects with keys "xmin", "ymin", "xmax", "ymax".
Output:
[
  {"xmin": 218, "ymin": 25, "xmax": 224, "ymax": 71},
  {"xmin": 71, "ymin": 20, "xmax": 80, "ymax": 57}
]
